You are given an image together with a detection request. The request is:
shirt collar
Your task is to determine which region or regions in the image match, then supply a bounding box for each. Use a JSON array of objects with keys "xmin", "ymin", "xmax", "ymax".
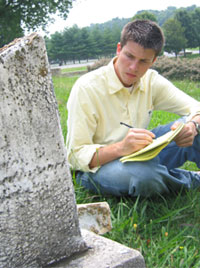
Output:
[{"xmin": 106, "ymin": 57, "xmax": 143, "ymax": 94}]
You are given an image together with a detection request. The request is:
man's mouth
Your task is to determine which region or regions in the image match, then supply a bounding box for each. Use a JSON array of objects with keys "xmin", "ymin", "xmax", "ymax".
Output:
[{"xmin": 126, "ymin": 72, "xmax": 136, "ymax": 78}]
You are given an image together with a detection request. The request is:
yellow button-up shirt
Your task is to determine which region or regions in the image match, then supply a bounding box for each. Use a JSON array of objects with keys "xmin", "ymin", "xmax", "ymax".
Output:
[{"xmin": 66, "ymin": 58, "xmax": 200, "ymax": 172}]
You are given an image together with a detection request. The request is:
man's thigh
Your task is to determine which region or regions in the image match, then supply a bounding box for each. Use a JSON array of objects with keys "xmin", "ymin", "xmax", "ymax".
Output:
[{"xmin": 77, "ymin": 157, "xmax": 169, "ymax": 197}]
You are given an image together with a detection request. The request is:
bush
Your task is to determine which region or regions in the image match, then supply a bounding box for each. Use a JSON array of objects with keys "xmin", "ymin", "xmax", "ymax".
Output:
[
  {"xmin": 87, "ymin": 58, "xmax": 111, "ymax": 72},
  {"xmin": 87, "ymin": 56, "xmax": 200, "ymax": 81},
  {"xmin": 152, "ymin": 56, "xmax": 200, "ymax": 81}
]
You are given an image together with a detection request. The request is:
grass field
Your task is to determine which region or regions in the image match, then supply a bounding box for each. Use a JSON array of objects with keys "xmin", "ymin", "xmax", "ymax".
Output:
[
  {"xmin": 61, "ymin": 66, "xmax": 87, "ymax": 73},
  {"xmin": 53, "ymin": 76, "xmax": 200, "ymax": 268}
]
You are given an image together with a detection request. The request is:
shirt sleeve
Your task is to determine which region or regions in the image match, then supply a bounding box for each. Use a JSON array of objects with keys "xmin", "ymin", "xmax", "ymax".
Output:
[
  {"xmin": 151, "ymin": 72, "xmax": 200, "ymax": 121},
  {"xmin": 66, "ymin": 80, "xmax": 104, "ymax": 173}
]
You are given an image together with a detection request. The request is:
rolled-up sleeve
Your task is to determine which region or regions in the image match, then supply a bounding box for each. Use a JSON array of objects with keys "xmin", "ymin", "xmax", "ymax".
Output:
[{"xmin": 66, "ymin": 79, "xmax": 105, "ymax": 173}]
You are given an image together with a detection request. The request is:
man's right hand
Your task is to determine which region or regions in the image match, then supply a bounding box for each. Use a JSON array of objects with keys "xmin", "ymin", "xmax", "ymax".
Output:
[
  {"xmin": 117, "ymin": 128, "xmax": 155, "ymax": 156},
  {"xmin": 89, "ymin": 128, "xmax": 155, "ymax": 169}
]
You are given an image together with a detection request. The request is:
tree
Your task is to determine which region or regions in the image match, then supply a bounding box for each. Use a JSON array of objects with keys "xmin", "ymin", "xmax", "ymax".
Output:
[
  {"xmin": 132, "ymin": 11, "xmax": 157, "ymax": 22},
  {"xmin": 69, "ymin": 25, "xmax": 85, "ymax": 63},
  {"xmin": 79, "ymin": 27, "xmax": 92, "ymax": 61},
  {"xmin": 175, "ymin": 9, "xmax": 195, "ymax": 55},
  {"xmin": 157, "ymin": 6, "xmax": 176, "ymax": 26},
  {"xmin": 46, "ymin": 31, "xmax": 64, "ymax": 64},
  {"xmin": 191, "ymin": 8, "xmax": 200, "ymax": 54},
  {"xmin": 102, "ymin": 28, "xmax": 115, "ymax": 57},
  {"xmin": 0, "ymin": 0, "xmax": 75, "ymax": 48},
  {"xmin": 90, "ymin": 25, "xmax": 105, "ymax": 58},
  {"xmin": 163, "ymin": 18, "xmax": 187, "ymax": 58}
]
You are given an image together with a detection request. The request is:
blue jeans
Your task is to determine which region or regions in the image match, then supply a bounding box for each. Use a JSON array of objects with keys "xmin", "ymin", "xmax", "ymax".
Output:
[{"xmin": 77, "ymin": 121, "xmax": 200, "ymax": 197}]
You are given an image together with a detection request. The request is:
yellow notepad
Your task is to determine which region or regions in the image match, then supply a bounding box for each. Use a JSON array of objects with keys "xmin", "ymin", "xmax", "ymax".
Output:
[{"xmin": 120, "ymin": 123, "xmax": 185, "ymax": 163}]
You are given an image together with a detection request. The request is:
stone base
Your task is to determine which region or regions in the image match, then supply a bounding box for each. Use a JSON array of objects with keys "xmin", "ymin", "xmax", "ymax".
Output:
[{"xmin": 50, "ymin": 229, "xmax": 146, "ymax": 268}]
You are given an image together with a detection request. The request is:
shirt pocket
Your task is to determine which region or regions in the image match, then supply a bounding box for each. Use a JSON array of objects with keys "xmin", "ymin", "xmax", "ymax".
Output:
[{"xmin": 142, "ymin": 108, "xmax": 153, "ymax": 128}]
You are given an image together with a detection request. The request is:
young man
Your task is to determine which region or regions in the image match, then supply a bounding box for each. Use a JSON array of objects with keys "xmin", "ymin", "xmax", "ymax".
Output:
[{"xmin": 66, "ymin": 20, "xmax": 200, "ymax": 197}]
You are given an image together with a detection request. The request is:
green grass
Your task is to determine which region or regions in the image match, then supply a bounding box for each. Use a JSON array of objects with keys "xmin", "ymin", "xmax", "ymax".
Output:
[
  {"xmin": 53, "ymin": 76, "xmax": 200, "ymax": 268},
  {"xmin": 61, "ymin": 66, "xmax": 87, "ymax": 73},
  {"xmin": 179, "ymin": 53, "xmax": 200, "ymax": 60},
  {"xmin": 52, "ymin": 76, "xmax": 79, "ymax": 141}
]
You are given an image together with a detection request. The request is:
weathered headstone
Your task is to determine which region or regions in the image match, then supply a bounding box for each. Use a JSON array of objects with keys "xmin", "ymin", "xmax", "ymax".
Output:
[
  {"xmin": 0, "ymin": 33, "xmax": 88, "ymax": 268},
  {"xmin": 0, "ymin": 33, "xmax": 146, "ymax": 268}
]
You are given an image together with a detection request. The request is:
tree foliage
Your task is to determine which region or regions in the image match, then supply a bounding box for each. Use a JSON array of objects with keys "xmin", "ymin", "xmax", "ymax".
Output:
[
  {"xmin": 132, "ymin": 11, "xmax": 157, "ymax": 22},
  {"xmin": 175, "ymin": 9, "xmax": 195, "ymax": 53},
  {"xmin": 163, "ymin": 18, "xmax": 187, "ymax": 57},
  {"xmin": 0, "ymin": 0, "xmax": 75, "ymax": 47},
  {"xmin": 191, "ymin": 8, "xmax": 200, "ymax": 53},
  {"xmin": 46, "ymin": 5, "xmax": 200, "ymax": 63},
  {"xmin": 46, "ymin": 23, "xmax": 122, "ymax": 64},
  {"xmin": 137, "ymin": 5, "xmax": 197, "ymax": 26}
]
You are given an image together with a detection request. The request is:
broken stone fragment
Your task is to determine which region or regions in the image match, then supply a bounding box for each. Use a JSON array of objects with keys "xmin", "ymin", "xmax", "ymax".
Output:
[{"xmin": 77, "ymin": 202, "xmax": 112, "ymax": 235}]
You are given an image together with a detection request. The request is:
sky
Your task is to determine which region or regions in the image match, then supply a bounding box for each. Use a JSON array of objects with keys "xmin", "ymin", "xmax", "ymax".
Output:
[{"xmin": 44, "ymin": 0, "xmax": 200, "ymax": 35}]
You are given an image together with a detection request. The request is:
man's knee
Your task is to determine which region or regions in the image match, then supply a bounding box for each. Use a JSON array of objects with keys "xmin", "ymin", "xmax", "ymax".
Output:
[
  {"xmin": 77, "ymin": 158, "xmax": 169, "ymax": 197},
  {"xmin": 125, "ymin": 160, "xmax": 169, "ymax": 197},
  {"xmin": 97, "ymin": 159, "xmax": 167, "ymax": 197}
]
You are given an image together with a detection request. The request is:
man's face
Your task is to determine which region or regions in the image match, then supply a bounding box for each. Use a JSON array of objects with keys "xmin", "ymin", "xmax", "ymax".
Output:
[{"xmin": 114, "ymin": 41, "xmax": 156, "ymax": 87}]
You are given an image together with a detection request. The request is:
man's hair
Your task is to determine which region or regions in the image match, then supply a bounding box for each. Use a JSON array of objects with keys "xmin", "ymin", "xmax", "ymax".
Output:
[{"xmin": 120, "ymin": 19, "xmax": 165, "ymax": 57}]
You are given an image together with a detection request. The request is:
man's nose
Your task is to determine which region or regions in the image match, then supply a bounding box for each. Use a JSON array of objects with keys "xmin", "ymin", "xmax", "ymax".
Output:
[{"xmin": 129, "ymin": 60, "xmax": 139, "ymax": 71}]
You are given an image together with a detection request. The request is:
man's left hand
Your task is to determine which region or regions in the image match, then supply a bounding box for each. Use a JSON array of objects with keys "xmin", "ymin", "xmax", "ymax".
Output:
[{"xmin": 171, "ymin": 121, "xmax": 197, "ymax": 147}]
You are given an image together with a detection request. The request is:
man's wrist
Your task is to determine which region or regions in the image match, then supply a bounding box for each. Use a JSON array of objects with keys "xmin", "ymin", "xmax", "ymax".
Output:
[
  {"xmin": 115, "ymin": 141, "xmax": 124, "ymax": 158},
  {"xmin": 190, "ymin": 120, "xmax": 200, "ymax": 135}
]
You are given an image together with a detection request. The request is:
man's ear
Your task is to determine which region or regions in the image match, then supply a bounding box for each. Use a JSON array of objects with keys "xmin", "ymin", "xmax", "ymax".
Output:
[
  {"xmin": 116, "ymin": 42, "xmax": 121, "ymax": 56},
  {"xmin": 153, "ymin": 57, "xmax": 157, "ymax": 63}
]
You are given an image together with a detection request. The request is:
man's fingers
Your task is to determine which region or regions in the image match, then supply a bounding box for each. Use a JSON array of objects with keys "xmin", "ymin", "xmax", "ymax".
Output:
[
  {"xmin": 171, "ymin": 121, "xmax": 180, "ymax": 130},
  {"xmin": 128, "ymin": 129, "xmax": 155, "ymax": 144},
  {"xmin": 129, "ymin": 128, "xmax": 155, "ymax": 138}
]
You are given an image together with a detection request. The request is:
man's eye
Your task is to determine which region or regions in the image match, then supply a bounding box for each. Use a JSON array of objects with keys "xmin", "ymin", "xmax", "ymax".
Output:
[
  {"xmin": 126, "ymin": 53, "xmax": 133, "ymax": 59},
  {"xmin": 141, "ymin": 60, "xmax": 150, "ymax": 64}
]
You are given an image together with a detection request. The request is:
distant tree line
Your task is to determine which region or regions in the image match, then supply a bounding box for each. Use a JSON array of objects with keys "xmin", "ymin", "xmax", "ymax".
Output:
[
  {"xmin": 45, "ymin": 5, "xmax": 200, "ymax": 64},
  {"xmin": 135, "ymin": 6, "xmax": 200, "ymax": 57},
  {"xmin": 163, "ymin": 7, "xmax": 200, "ymax": 57},
  {"xmin": 45, "ymin": 18, "xmax": 129, "ymax": 64}
]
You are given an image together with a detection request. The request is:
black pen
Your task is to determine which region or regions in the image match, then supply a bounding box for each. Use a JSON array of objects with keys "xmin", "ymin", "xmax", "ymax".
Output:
[{"xmin": 120, "ymin": 122, "xmax": 134, "ymax": 128}]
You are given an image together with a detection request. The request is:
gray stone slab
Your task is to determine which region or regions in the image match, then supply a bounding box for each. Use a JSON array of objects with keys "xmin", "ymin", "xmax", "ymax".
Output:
[
  {"xmin": 0, "ymin": 34, "xmax": 87, "ymax": 268},
  {"xmin": 50, "ymin": 229, "xmax": 146, "ymax": 268}
]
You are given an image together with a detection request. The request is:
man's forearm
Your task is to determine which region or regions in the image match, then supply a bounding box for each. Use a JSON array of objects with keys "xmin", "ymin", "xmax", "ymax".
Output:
[
  {"xmin": 89, "ymin": 128, "xmax": 155, "ymax": 169},
  {"xmin": 89, "ymin": 143, "xmax": 122, "ymax": 169}
]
